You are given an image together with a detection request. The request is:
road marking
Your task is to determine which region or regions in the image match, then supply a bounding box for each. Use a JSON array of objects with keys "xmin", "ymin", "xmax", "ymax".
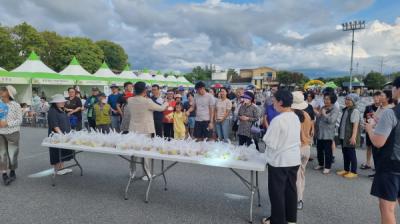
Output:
[
  {"xmin": 28, "ymin": 168, "xmax": 54, "ymax": 178},
  {"xmin": 224, "ymin": 193, "xmax": 248, "ymax": 200}
]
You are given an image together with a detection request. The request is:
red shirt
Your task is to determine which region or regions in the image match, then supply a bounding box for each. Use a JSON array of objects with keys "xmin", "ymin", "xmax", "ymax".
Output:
[{"xmin": 163, "ymin": 100, "xmax": 176, "ymax": 123}]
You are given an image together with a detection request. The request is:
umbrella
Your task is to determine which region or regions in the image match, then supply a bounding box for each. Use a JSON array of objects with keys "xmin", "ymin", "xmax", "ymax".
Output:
[{"xmin": 324, "ymin": 81, "xmax": 338, "ymax": 89}]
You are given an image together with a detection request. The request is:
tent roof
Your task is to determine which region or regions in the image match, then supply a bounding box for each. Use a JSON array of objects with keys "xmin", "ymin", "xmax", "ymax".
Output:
[
  {"xmin": 94, "ymin": 62, "xmax": 115, "ymax": 77},
  {"xmin": 11, "ymin": 51, "xmax": 56, "ymax": 74},
  {"xmin": 165, "ymin": 75, "xmax": 177, "ymax": 82},
  {"xmin": 177, "ymin": 76, "xmax": 190, "ymax": 83},
  {"xmin": 60, "ymin": 56, "xmax": 91, "ymax": 76},
  {"xmin": 119, "ymin": 65, "xmax": 137, "ymax": 78},
  {"xmin": 138, "ymin": 73, "xmax": 153, "ymax": 80},
  {"xmin": 153, "ymin": 74, "xmax": 166, "ymax": 81}
]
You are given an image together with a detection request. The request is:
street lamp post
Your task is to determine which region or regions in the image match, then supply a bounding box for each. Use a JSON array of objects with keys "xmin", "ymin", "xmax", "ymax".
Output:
[{"xmin": 342, "ymin": 20, "xmax": 366, "ymax": 91}]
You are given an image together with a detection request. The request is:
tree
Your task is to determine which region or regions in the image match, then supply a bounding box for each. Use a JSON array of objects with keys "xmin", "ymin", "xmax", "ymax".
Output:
[
  {"xmin": 364, "ymin": 71, "xmax": 386, "ymax": 90},
  {"xmin": 227, "ymin": 68, "xmax": 239, "ymax": 81},
  {"xmin": 277, "ymin": 71, "xmax": 309, "ymax": 86},
  {"xmin": 0, "ymin": 26, "xmax": 20, "ymax": 70},
  {"xmin": 65, "ymin": 37, "xmax": 104, "ymax": 74},
  {"xmin": 184, "ymin": 66, "xmax": 212, "ymax": 82},
  {"xmin": 40, "ymin": 31, "xmax": 71, "ymax": 72},
  {"xmin": 96, "ymin": 40, "xmax": 128, "ymax": 72},
  {"xmin": 11, "ymin": 22, "xmax": 48, "ymax": 60}
]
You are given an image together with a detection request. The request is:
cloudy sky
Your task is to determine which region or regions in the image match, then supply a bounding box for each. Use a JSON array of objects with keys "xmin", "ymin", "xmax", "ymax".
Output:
[{"xmin": 0, "ymin": 0, "xmax": 399, "ymax": 76}]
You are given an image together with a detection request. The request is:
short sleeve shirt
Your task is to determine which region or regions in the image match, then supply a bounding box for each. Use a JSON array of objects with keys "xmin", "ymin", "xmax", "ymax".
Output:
[
  {"xmin": 65, "ymin": 97, "xmax": 82, "ymax": 119},
  {"xmin": 215, "ymin": 98, "xmax": 232, "ymax": 120},
  {"xmin": 375, "ymin": 109, "xmax": 398, "ymax": 137},
  {"xmin": 194, "ymin": 93, "xmax": 214, "ymax": 121}
]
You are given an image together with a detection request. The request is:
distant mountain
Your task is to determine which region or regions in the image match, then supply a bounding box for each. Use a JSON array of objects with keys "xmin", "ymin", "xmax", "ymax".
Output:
[{"xmin": 293, "ymin": 69, "xmax": 348, "ymax": 79}]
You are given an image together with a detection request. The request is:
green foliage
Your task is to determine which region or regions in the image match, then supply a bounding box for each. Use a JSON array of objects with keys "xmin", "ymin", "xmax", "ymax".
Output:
[
  {"xmin": 0, "ymin": 26, "xmax": 20, "ymax": 70},
  {"xmin": 227, "ymin": 68, "xmax": 238, "ymax": 80},
  {"xmin": 326, "ymin": 76, "xmax": 350, "ymax": 87},
  {"xmin": 277, "ymin": 71, "xmax": 309, "ymax": 86},
  {"xmin": 68, "ymin": 37, "xmax": 104, "ymax": 74},
  {"xmin": 364, "ymin": 71, "xmax": 386, "ymax": 90},
  {"xmin": 12, "ymin": 22, "xmax": 48, "ymax": 59},
  {"xmin": 0, "ymin": 22, "xmax": 128, "ymax": 73},
  {"xmin": 96, "ymin": 40, "xmax": 128, "ymax": 71},
  {"xmin": 184, "ymin": 66, "xmax": 212, "ymax": 82}
]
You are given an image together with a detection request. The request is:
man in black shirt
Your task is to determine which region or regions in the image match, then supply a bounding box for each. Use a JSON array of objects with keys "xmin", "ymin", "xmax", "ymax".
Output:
[
  {"xmin": 361, "ymin": 91, "xmax": 381, "ymax": 174},
  {"xmin": 151, "ymin": 84, "xmax": 164, "ymax": 137}
]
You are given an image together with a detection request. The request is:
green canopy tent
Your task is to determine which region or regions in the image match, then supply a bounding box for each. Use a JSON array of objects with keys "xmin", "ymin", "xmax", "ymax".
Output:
[
  {"xmin": 0, "ymin": 69, "xmax": 31, "ymax": 104},
  {"xmin": 60, "ymin": 57, "xmax": 110, "ymax": 96},
  {"xmin": 10, "ymin": 51, "xmax": 76, "ymax": 103}
]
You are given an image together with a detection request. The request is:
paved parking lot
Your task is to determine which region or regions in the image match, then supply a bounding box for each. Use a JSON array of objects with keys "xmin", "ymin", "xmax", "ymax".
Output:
[{"xmin": 1, "ymin": 127, "xmax": 399, "ymax": 224}]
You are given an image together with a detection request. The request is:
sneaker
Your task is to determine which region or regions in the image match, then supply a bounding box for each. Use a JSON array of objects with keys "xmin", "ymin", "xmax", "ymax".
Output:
[
  {"xmin": 322, "ymin": 169, "xmax": 330, "ymax": 174},
  {"xmin": 314, "ymin": 165, "xmax": 323, "ymax": 170},
  {"xmin": 336, "ymin": 170, "xmax": 348, "ymax": 176},
  {"xmin": 360, "ymin": 164, "xmax": 372, "ymax": 170},
  {"xmin": 344, "ymin": 172, "xmax": 358, "ymax": 179},
  {"xmin": 9, "ymin": 170, "xmax": 16, "ymax": 181},
  {"xmin": 56, "ymin": 169, "xmax": 73, "ymax": 176},
  {"xmin": 297, "ymin": 200, "xmax": 304, "ymax": 210},
  {"xmin": 2, "ymin": 173, "xmax": 11, "ymax": 186}
]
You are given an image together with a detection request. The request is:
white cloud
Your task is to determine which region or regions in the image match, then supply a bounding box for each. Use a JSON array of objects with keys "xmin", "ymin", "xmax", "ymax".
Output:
[{"xmin": 0, "ymin": 0, "xmax": 398, "ymax": 75}]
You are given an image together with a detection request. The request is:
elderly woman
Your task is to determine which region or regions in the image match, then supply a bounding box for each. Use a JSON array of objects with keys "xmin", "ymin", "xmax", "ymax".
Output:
[
  {"xmin": 47, "ymin": 94, "xmax": 74, "ymax": 175},
  {"xmin": 0, "ymin": 86, "xmax": 22, "ymax": 186},
  {"xmin": 237, "ymin": 91, "xmax": 260, "ymax": 147},
  {"xmin": 262, "ymin": 90, "xmax": 301, "ymax": 224}
]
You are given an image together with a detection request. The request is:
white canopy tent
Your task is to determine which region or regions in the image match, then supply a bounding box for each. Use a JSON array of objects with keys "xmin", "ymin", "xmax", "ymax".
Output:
[
  {"xmin": 10, "ymin": 51, "xmax": 75, "ymax": 104},
  {"xmin": 119, "ymin": 65, "xmax": 137, "ymax": 79},
  {"xmin": 60, "ymin": 56, "xmax": 91, "ymax": 76},
  {"xmin": 94, "ymin": 62, "xmax": 116, "ymax": 77},
  {"xmin": 137, "ymin": 73, "xmax": 154, "ymax": 83}
]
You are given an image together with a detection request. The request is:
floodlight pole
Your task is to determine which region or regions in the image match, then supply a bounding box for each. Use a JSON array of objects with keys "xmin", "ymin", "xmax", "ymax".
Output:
[{"xmin": 342, "ymin": 20, "xmax": 365, "ymax": 91}]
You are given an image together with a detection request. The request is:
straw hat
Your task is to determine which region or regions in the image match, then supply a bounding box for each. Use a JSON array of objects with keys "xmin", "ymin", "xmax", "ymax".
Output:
[
  {"xmin": 291, "ymin": 91, "xmax": 308, "ymax": 110},
  {"xmin": 50, "ymin": 94, "xmax": 67, "ymax": 103},
  {"xmin": 4, "ymin": 85, "xmax": 17, "ymax": 99}
]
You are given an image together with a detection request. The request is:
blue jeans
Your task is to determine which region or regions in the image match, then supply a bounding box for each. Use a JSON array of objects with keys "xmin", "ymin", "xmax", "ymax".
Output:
[
  {"xmin": 215, "ymin": 119, "xmax": 230, "ymax": 142},
  {"xmin": 111, "ymin": 115, "xmax": 121, "ymax": 132}
]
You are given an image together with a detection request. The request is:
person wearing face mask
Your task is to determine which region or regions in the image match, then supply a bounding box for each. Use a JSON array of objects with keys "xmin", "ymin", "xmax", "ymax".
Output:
[
  {"xmin": 47, "ymin": 94, "xmax": 74, "ymax": 175},
  {"xmin": 237, "ymin": 91, "xmax": 260, "ymax": 147},
  {"xmin": 93, "ymin": 93, "xmax": 112, "ymax": 134}
]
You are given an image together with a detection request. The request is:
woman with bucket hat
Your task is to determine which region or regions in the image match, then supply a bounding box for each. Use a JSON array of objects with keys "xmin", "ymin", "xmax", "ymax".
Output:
[
  {"xmin": 0, "ymin": 85, "xmax": 23, "ymax": 185},
  {"xmin": 47, "ymin": 94, "xmax": 74, "ymax": 175},
  {"xmin": 291, "ymin": 91, "xmax": 314, "ymax": 210}
]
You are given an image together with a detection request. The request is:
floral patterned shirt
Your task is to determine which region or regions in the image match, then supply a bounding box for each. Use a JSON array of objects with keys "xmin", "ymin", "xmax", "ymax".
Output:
[{"xmin": 0, "ymin": 101, "xmax": 22, "ymax": 134}]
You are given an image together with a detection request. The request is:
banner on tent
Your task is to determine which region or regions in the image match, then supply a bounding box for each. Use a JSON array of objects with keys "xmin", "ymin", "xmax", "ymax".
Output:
[
  {"xmin": 77, "ymin": 80, "xmax": 109, "ymax": 86},
  {"xmin": 32, "ymin": 78, "xmax": 75, "ymax": 85},
  {"xmin": 0, "ymin": 77, "xmax": 30, "ymax": 84}
]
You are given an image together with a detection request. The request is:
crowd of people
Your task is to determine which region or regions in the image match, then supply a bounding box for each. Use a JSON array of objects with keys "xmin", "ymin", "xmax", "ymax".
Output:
[{"xmin": 0, "ymin": 76, "xmax": 400, "ymax": 224}]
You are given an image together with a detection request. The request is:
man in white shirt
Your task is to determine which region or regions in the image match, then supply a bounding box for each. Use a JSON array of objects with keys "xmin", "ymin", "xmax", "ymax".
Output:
[{"xmin": 262, "ymin": 90, "xmax": 301, "ymax": 224}]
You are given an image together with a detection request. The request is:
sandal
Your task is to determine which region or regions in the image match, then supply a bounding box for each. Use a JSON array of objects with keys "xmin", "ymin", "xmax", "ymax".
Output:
[
  {"xmin": 360, "ymin": 164, "xmax": 371, "ymax": 170},
  {"xmin": 261, "ymin": 217, "xmax": 271, "ymax": 224}
]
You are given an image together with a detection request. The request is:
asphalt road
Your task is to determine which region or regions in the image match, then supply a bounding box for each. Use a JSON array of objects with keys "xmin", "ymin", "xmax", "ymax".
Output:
[{"xmin": 0, "ymin": 127, "xmax": 399, "ymax": 224}]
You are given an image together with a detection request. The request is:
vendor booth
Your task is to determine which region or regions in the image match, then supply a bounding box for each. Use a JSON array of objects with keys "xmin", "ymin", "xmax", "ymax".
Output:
[{"xmin": 10, "ymin": 51, "xmax": 75, "ymax": 104}]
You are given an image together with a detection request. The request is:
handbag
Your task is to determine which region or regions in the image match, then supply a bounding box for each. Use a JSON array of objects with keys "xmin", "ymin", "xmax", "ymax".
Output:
[{"xmin": 250, "ymin": 121, "xmax": 262, "ymax": 135}]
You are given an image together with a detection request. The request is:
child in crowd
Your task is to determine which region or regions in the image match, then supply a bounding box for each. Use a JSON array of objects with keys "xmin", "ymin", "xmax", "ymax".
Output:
[
  {"xmin": 93, "ymin": 93, "xmax": 112, "ymax": 133},
  {"xmin": 173, "ymin": 103, "xmax": 187, "ymax": 140}
]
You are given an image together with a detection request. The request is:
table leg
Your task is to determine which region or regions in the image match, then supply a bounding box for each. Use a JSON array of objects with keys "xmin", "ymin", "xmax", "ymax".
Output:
[
  {"xmin": 256, "ymin": 171, "xmax": 261, "ymax": 207},
  {"xmin": 143, "ymin": 158, "xmax": 153, "ymax": 203},
  {"xmin": 249, "ymin": 171, "xmax": 255, "ymax": 223},
  {"xmin": 161, "ymin": 160, "xmax": 168, "ymax": 191},
  {"xmin": 124, "ymin": 156, "xmax": 136, "ymax": 200},
  {"xmin": 73, "ymin": 151, "xmax": 83, "ymax": 176}
]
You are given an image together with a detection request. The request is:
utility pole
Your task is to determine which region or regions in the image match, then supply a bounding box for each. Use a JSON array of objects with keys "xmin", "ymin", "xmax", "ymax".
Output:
[
  {"xmin": 342, "ymin": 20, "xmax": 366, "ymax": 91},
  {"xmin": 380, "ymin": 57, "xmax": 384, "ymax": 75}
]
